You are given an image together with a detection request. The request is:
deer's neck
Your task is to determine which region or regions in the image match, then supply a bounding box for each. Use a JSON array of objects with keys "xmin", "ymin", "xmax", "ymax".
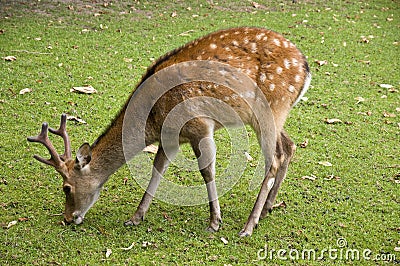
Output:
[
  {"xmin": 89, "ymin": 106, "xmax": 157, "ymax": 184},
  {"xmin": 90, "ymin": 110, "xmax": 126, "ymax": 182}
]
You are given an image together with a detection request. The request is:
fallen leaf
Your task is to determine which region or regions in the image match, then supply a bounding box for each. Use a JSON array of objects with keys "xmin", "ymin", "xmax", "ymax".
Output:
[
  {"xmin": 396, "ymin": 107, "xmax": 400, "ymax": 112},
  {"xmin": 325, "ymin": 118, "xmax": 342, "ymax": 124},
  {"xmin": 252, "ymin": 1, "xmax": 263, "ymax": 8},
  {"xmin": 3, "ymin": 55, "xmax": 16, "ymax": 61},
  {"xmin": 300, "ymin": 139, "xmax": 309, "ymax": 148},
  {"xmin": 314, "ymin": 60, "xmax": 328, "ymax": 66},
  {"xmin": 354, "ymin": 96, "xmax": 365, "ymax": 104},
  {"xmin": 142, "ymin": 241, "xmax": 152, "ymax": 248},
  {"xmin": 178, "ymin": 30, "xmax": 195, "ymax": 36},
  {"xmin": 162, "ymin": 212, "xmax": 172, "ymax": 221},
  {"xmin": 143, "ymin": 144, "xmax": 158, "ymax": 154},
  {"xmin": 67, "ymin": 115, "xmax": 87, "ymax": 124},
  {"xmin": 19, "ymin": 88, "xmax": 32, "ymax": 95},
  {"xmin": 70, "ymin": 85, "xmax": 97, "ymax": 94},
  {"xmin": 383, "ymin": 111, "xmax": 396, "ymax": 118},
  {"xmin": 325, "ymin": 175, "xmax": 340, "ymax": 181},
  {"xmin": 272, "ymin": 201, "xmax": 287, "ymax": 209},
  {"xmin": 357, "ymin": 60, "xmax": 370, "ymax": 65},
  {"xmin": 379, "ymin": 84, "xmax": 393, "ymax": 89},
  {"xmin": 120, "ymin": 242, "xmax": 136, "ymax": 251},
  {"xmin": 301, "ymin": 175, "xmax": 317, "ymax": 181},
  {"xmin": 18, "ymin": 217, "xmax": 29, "ymax": 222},
  {"xmin": 105, "ymin": 248, "xmax": 112, "ymax": 258},
  {"xmin": 338, "ymin": 222, "xmax": 347, "ymax": 228},
  {"xmin": 220, "ymin": 237, "xmax": 228, "ymax": 245},
  {"xmin": 318, "ymin": 161, "xmax": 333, "ymax": 167},
  {"xmin": 6, "ymin": 220, "xmax": 17, "ymax": 229},
  {"xmin": 171, "ymin": 11, "xmax": 178, "ymax": 17},
  {"xmin": 244, "ymin": 152, "xmax": 253, "ymax": 161},
  {"xmin": 359, "ymin": 36, "xmax": 370, "ymax": 43}
]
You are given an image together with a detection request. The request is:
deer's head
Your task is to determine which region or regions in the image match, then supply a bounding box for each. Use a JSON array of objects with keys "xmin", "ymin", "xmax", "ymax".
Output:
[{"xmin": 27, "ymin": 114, "xmax": 101, "ymax": 224}]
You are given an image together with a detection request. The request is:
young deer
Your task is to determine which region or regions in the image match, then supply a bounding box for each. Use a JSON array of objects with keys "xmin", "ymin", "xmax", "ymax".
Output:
[{"xmin": 28, "ymin": 27, "xmax": 310, "ymax": 236}]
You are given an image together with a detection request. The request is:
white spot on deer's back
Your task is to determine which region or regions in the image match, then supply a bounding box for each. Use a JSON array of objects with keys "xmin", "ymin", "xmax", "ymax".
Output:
[
  {"xmin": 256, "ymin": 33, "xmax": 265, "ymax": 40},
  {"xmin": 210, "ymin": 43, "xmax": 217, "ymax": 49},
  {"xmin": 276, "ymin": 66, "xmax": 283, "ymax": 74},
  {"xmin": 273, "ymin": 39, "xmax": 281, "ymax": 46},
  {"xmin": 283, "ymin": 41, "xmax": 289, "ymax": 48},
  {"xmin": 283, "ymin": 58, "xmax": 291, "ymax": 69},
  {"xmin": 260, "ymin": 73, "xmax": 267, "ymax": 83},
  {"xmin": 268, "ymin": 73, "xmax": 274, "ymax": 80},
  {"xmin": 269, "ymin": 83, "xmax": 275, "ymax": 91},
  {"xmin": 250, "ymin": 42, "xmax": 257, "ymax": 53},
  {"xmin": 288, "ymin": 85, "xmax": 295, "ymax": 93},
  {"xmin": 295, "ymin": 75, "xmax": 301, "ymax": 83},
  {"xmin": 292, "ymin": 58, "xmax": 299, "ymax": 67},
  {"xmin": 232, "ymin": 40, "xmax": 239, "ymax": 46}
]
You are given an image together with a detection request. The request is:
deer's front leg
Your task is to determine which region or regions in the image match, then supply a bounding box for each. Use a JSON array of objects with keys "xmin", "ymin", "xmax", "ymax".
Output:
[
  {"xmin": 125, "ymin": 145, "xmax": 176, "ymax": 226},
  {"xmin": 191, "ymin": 134, "xmax": 222, "ymax": 232}
]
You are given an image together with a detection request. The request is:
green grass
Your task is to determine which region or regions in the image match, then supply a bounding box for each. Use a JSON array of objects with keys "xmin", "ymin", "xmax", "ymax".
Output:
[{"xmin": 1, "ymin": 0, "xmax": 399, "ymax": 265}]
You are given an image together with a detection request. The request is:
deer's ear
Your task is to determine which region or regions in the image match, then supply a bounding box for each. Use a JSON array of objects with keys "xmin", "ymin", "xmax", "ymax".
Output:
[{"xmin": 75, "ymin": 143, "xmax": 92, "ymax": 169}]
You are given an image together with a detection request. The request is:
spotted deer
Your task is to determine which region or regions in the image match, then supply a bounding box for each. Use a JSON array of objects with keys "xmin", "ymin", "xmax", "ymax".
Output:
[{"xmin": 28, "ymin": 27, "xmax": 310, "ymax": 236}]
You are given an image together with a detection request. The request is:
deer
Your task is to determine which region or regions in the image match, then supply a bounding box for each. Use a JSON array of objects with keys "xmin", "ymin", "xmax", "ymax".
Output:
[{"xmin": 27, "ymin": 27, "xmax": 311, "ymax": 237}]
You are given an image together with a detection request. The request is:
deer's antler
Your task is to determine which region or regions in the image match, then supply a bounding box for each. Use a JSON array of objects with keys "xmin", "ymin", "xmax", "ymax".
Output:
[{"xmin": 27, "ymin": 114, "xmax": 72, "ymax": 168}]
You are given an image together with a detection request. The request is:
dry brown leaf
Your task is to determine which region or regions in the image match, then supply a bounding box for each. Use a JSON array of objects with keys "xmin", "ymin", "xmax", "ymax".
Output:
[
  {"xmin": 252, "ymin": 1, "xmax": 263, "ymax": 8},
  {"xmin": 244, "ymin": 152, "xmax": 253, "ymax": 161},
  {"xmin": 325, "ymin": 118, "xmax": 342, "ymax": 124},
  {"xmin": 300, "ymin": 139, "xmax": 309, "ymax": 148},
  {"xmin": 318, "ymin": 161, "xmax": 333, "ymax": 167},
  {"xmin": 302, "ymin": 175, "xmax": 317, "ymax": 181},
  {"xmin": 220, "ymin": 237, "xmax": 228, "ymax": 245},
  {"xmin": 272, "ymin": 201, "xmax": 287, "ymax": 209},
  {"xmin": 171, "ymin": 11, "xmax": 178, "ymax": 17},
  {"xmin": 120, "ymin": 242, "xmax": 135, "ymax": 251},
  {"xmin": 3, "ymin": 55, "xmax": 16, "ymax": 61},
  {"xmin": 383, "ymin": 111, "xmax": 396, "ymax": 118},
  {"xmin": 67, "ymin": 115, "xmax": 87, "ymax": 124},
  {"xmin": 325, "ymin": 175, "xmax": 340, "ymax": 181},
  {"xmin": 314, "ymin": 60, "xmax": 328, "ymax": 66},
  {"xmin": 19, "ymin": 88, "xmax": 32, "ymax": 95},
  {"xmin": 105, "ymin": 248, "xmax": 112, "ymax": 258},
  {"xmin": 70, "ymin": 85, "xmax": 97, "ymax": 94},
  {"xmin": 354, "ymin": 96, "xmax": 365, "ymax": 104},
  {"xmin": 6, "ymin": 220, "xmax": 17, "ymax": 229},
  {"xmin": 379, "ymin": 84, "xmax": 393, "ymax": 89},
  {"xmin": 143, "ymin": 144, "xmax": 158, "ymax": 154}
]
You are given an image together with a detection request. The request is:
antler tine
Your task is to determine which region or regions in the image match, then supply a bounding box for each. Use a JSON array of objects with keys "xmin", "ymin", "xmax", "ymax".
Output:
[
  {"xmin": 27, "ymin": 122, "xmax": 63, "ymax": 168},
  {"xmin": 48, "ymin": 114, "xmax": 72, "ymax": 161}
]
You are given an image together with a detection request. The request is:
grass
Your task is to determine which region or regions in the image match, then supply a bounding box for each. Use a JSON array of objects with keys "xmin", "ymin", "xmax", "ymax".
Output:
[{"xmin": 1, "ymin": 0, "xmax": 399, "ymax": 265}]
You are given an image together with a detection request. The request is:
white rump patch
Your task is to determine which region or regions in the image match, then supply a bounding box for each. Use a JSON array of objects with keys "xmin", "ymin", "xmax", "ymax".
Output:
[{"xmin": 293, "ymin": 72, "xmax": 312, "ymax": 106}]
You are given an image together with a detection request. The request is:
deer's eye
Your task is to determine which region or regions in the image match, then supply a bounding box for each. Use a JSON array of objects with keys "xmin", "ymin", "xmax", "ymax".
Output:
[{"xmin": 63, "ymin": 185, "xmax": 72, "ymax": 194}]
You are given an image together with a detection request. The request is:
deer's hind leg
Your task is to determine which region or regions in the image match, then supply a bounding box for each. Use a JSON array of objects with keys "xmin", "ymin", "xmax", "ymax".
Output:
[{"xmin": 261, "ymin": 130, "xmax": 296, "ymax": 218}]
